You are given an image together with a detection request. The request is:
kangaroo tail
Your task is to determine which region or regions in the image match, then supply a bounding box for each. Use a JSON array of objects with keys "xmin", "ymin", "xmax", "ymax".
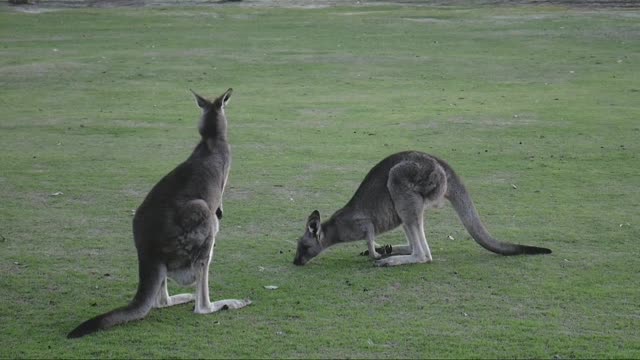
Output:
[
  {"xmin": 439, "ymin": 159, "xmax": 551, "ymax": 256},
  {"xmin": 67, "ymin": 260, "xmax": 164, "ymax": 339}
]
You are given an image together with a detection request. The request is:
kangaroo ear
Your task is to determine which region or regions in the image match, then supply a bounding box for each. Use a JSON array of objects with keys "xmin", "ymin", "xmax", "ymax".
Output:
[
  {"xmin": 191, "ymin": 89, "xmax": 210, "ymax": 108},
  {"xmin": 217, "ymin": 88, "xmax": 233, "ymax": 108},
  {"xmin": 307, "ymin": 210, "xmax": 321, "ymax": 236}
]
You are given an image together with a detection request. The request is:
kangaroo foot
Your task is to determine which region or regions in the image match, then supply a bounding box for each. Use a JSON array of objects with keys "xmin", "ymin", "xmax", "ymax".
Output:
[
  {"xmin": 155, "ymin": 293, "xmax": 195, "ymax": 308},
  {"xmin": 374, "ymin": 254, "xmax": 430, "ymax": 267},
  {"xmin": 194, "ymin": 298, "xmax": 252, "ymax": 314}
]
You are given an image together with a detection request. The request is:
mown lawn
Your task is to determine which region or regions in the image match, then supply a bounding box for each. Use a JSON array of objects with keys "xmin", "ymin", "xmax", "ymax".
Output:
[{"xmin": 0, "ymin": 1, "xmax": 638, "ymax": 358}]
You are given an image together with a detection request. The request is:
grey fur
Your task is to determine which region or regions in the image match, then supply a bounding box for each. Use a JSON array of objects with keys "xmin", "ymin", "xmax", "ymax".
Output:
[
  {"xmin": 293, "ymin": 151, "xmax": 551, "ymax": 267},
  {"xmin": 68, "ymin": 89, "xmax": 250, "ymax": 339}
]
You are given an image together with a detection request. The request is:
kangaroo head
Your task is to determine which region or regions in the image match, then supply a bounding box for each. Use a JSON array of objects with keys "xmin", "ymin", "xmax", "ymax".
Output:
[
  {"xmin": 293, "ymin": 210, "xmax": 324, "ymax": 266},
  {"xmin": 191, "ymin": 88, "xmax": 232, "ymax": 139}
]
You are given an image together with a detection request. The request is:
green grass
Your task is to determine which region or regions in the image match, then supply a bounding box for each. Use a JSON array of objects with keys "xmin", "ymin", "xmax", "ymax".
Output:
[{"xmin": 1, "ymin": 1, "xmax": 639, "ymax": 358}]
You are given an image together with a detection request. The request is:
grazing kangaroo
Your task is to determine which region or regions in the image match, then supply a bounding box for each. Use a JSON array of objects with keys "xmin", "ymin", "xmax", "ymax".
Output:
[
  {"xmin": 68, "ymin": 89, "xmax": 251, "ymax": 339},
  {"xmin": 293, "ymin": 151, "xmax": 551, "ymax": 267}
]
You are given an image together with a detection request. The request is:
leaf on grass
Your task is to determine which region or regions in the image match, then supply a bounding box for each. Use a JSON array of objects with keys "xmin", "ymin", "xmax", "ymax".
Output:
[
  {"xmin": 264, "ymin": 285, "xmax": 278, "ymax": 290},
  {"xmin": 448, "ymin": 235, "xmax": 455, "ymax": 240},
  {"xmin": 50, "ymin": 191, "xmax": 64, "ymax": 196},
  {"xmin": 367, "ymin": 339, "xmax": 375, "ymax": 346}
]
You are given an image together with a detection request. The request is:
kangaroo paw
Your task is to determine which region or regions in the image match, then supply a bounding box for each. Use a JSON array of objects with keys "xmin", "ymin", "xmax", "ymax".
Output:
[
  {"xmin": 359, "ymin": 249, "xmax": 382, "ymax": 257},
  {"xmin": 360, "ymin": 245, "xmax": 393, "ymax": 256}
]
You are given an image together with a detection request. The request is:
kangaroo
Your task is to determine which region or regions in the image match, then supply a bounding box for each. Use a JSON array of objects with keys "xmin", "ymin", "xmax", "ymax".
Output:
[
  {"xmin": 293, "ymin": 151, "xmax": 551, "ymax": 267},
  {"xmin": 67, "ymin": 89, "xmax": 251, "ymax": 339}
]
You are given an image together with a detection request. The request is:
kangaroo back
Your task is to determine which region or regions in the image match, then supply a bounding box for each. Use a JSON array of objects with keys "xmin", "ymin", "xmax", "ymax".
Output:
[{"xmin": 439, "ymin": 159, "xmax": 551, "ymax": 255}]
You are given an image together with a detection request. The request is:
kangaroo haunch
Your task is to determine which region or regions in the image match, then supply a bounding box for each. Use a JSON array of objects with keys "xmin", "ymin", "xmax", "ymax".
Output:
[
  {"xmin": 68, "ymin": 89, "xmax": 251, "ymax": 339},
  {"xmin": 293, "ymin": 151, "xmax": 551, "ymax": 267}
]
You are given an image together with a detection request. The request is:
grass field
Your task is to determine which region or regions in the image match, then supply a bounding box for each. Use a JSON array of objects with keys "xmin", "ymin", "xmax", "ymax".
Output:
[{"xmin": 1, "ymin": 1, "xmax": 639, "ymax": 358}]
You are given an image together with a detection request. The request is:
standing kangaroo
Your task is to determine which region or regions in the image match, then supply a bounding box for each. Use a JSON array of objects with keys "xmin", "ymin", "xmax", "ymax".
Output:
[
  {"xmin": 293, "ymin": 151, "xmax": 551, "ymax": 267},
  {"xmin": 68, "ymin": 89, "xmax": 251, "ymax": 339}
]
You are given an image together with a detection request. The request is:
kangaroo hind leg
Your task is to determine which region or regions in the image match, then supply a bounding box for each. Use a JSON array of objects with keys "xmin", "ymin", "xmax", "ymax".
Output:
[
  {"xmin": 376, "ymin": 219, "xmax": 431, "ymax": 258},
  {"xmin": 193, "ymin": 253, "xmax": 251, "ymax": 314},
  {"xmin": 154, "ymin": 275, "xmax": 195, "ymax": 309},
  {"xmin": 193, "ymin": 216, "xmax": 251, "ymax": 314},
  {"xmin": 375, "ymin": 222, "xmax": 429, "ymax": 267},
  {"xmin": 375, "ymin": 160, "xmax": 437, "ymax": 267}
]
